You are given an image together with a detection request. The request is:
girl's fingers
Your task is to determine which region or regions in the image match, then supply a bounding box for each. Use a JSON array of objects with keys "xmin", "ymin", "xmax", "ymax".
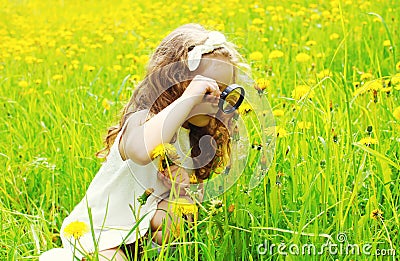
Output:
[
  {"xmin": 159, "ymin": 165, "xmax": 190, "ymax": 185},
  {"xmin": 208, "ymin": 82, "xmax": 221, "ymax": 98},
  {"xmin": 203, "ymin": 94, "xmax": 219, "ymax": 106},
  {"xmin": 197, "ymin": 75, "xmax": 220, "ymax": 97}
]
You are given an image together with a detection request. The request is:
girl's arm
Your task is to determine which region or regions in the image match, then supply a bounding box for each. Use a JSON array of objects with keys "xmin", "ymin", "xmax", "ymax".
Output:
[{"xmin": 120, "ymin": 75, "xmax": 221, "ymax": 165}]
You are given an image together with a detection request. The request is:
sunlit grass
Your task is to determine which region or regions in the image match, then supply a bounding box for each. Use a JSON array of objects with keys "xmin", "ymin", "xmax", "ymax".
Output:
[{"xmin": 1, "ymin": 0, "xmax": 399, "ymax": 260}]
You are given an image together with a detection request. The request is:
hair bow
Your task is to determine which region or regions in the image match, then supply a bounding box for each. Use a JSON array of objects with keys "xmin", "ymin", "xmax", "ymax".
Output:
[{"xmin": 187, "ymin": 31, "xmax": 227, "ymax": 71}]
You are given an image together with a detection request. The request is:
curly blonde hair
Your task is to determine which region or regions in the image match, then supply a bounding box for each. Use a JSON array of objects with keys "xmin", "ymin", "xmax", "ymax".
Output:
[{"xmin": 97, "ymin": 23, "xmax": 245, "ymax": 180}]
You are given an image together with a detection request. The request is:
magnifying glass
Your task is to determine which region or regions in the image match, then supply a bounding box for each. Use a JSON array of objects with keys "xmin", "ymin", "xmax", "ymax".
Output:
[{"xmin": 218, "ymin": 84, "xmax": 245, "ymax": 113}]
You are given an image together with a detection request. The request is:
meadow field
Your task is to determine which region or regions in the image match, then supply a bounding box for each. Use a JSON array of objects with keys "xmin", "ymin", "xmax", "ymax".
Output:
[{"xmin": 1, "ymin": 0, "xmax": 399, "ymax": 260}]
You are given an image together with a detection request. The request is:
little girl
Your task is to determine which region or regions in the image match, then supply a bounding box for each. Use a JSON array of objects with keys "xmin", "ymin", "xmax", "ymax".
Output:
[{"xmin": 40, "ymin": 23, "xmax": 246, "ymax": 260}]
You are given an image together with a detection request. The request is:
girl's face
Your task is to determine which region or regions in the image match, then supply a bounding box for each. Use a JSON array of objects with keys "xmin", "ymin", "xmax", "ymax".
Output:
[{"xmin": 186, "ymin": 55, "xmax": 234, "ymax": 127}]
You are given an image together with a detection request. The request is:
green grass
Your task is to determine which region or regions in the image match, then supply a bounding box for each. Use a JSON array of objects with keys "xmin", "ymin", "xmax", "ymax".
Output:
[{"xmin": 1, "ymin": 0, "xmax": 399, "ymax": 260}]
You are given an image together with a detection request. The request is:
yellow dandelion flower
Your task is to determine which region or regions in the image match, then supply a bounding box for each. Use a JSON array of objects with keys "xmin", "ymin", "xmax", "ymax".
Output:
[
  {"xmin": 34, "ymin": 79, "xmax": 42, "ymax": 85},
  {"xmin": 102, "ymin": 98, "xmax": 110, "ymax": 111},
  {"xmin": 64, "ymin": 221, "xmax": 89, "ymax": 240},
  {"xmin": 291, "ymin": 85, "xmax": 314, "ymax": 100},
  {"xmin": 83, "ymin": 64, "xmax": 95, "ymax": 72},
  {"xmin": 125, "ymin": 53, "xmax": 136, "ymax": 60},
  {"xmin": 113, "ymin": 65, "xmax": 122, "ymax": 71},
  {"xmin": 383, "ymin": 40, "xmax": 391, "ymax": 47},
  {"xmin": 103, "ymin": 34, "xmax": 114, "ymax": 44},
  {"xmin": 322, "ymin": 10, "xmax": 331, "ymax": 18},
  {"xmin": 189, "ymin": 173, "xmax": 198, "ymax": 184},
  {"xmin": 129, "ymin": 75, "xmax": 140, "ymax": 83},
  {"xmin": 249, "ymin": 51, "xmax": 264, "ymax": 61},
  {"xmin": 396, "ymin": 61, "xmax": 400, "ymax": 71},
  {"xmin": 268, "ymin": 50, "xmax": 284, "ymax": 59},
  {"xmin": 52, "ymin": 74, "xmax": 63, "ymax": 81},
  {"xmin": 380, "ymin": 87, "xmax": 392, "ymax": 93},
  {"xmin": 138, "ymin": 54, "xmax": 149, "ymax": 65},
  {"xmin": 265, "ymin": 126, "xmax": 288, "ymax": 138},
  {"xmin": 364, "ymin": 80, "xmax": 382, "ymax": 91},
  {"xmin": 370, "ymin": 209, "xmax": 383, "ymax": 221},
  {"xmin": 273, "ymin": 15, "xmax": 284, "ymax": 22},
  {"xmin": 298, "ymin": 121, "xmax": 312, "ymax": 130},
  {"xmin": 254, "ymin": 78, "xmax": 270, "ymax": 92},
  {"xmin": 372, "ymin": 17, "xmax": 381, "ymax": 23},
  {"xmin": 306, "ymin": 40, "xmax": 317, "ymax": 47},
  {"xmin": 23, "ymin": 88, "xmax": 36, "ymax": 95},
  {"xmin": 307, "ymin": 79, "xmax": 317, "ymax": 85},
  {"xmin": 278, "ymin": 37, "xmax": 289, "ymax": 45},
  {"xmin": 353, "ymin": 88, "xmax": 364, "ymax": 97},
  {"xmin": 358, "ymin": 137, "xmax": 378, "ymax": 146},
  {"xmin": 151, "ymin": 143, "xmax": 180, "ymax": 171},
  {"xmin": 173, "ymin": 198, "xmax": 198, "ymax": 216},
  {"xmin": 317, "ymin": 69, "xmax": 333, "ymax": 79},
  {"xmin": 352, "ymin": 82, "xmax": 360, "ymax": 88},
  {"xmin": 353, "ymin": 80, "xmax": 382, "ymax": 96},
  {"xmin": 360, "ymin": 72, "xmax": 373, "ymax": 81},
  {"xmin": 151, "ymin": 143, "xmax": 176, "ymax": 160},
  {"xmin": 272, "ymin": 109, "xmax": 284, "ymax": 117},
  {"xmin": 393, "ymin": 106, "xmax": 400, "ymax": 120},
  {"xmin": 237, "ymin": 103, "xmax": 253, "ymax": 115},
  {"xmin": 310, "ymin": 13, "xmax": 320, "ymax": 20},
  {"xmin": 71, "ymin": 59, "xmax": 79, "ymax": 69},
  {"xmin": 18, "ymin": 80, "xmax": 29, "ymax": 88},
  {"xmin": 384, "ymin": 79, "xmax": 391, "ymax": 87},
  {"xmin": 329, "ymin": 33, "xmax": 340, "ymax": 40},
  {"xmin": 252, "ymin": 18, "xmax": 264, "ymax": 25},
  {"xmin": 296, "ymin": 53, "xmax": 311, "ymax": 63},
  {"xmin": 392, "ymin": 74, "xmax": 400, "ymax": 85},
  {"xmin": 25, "ymin": 55, "xmax": 36, "ymax": 64},
  {"xmin": 276, "ymin": 126, "xmax": 288, "ymax": 138}
]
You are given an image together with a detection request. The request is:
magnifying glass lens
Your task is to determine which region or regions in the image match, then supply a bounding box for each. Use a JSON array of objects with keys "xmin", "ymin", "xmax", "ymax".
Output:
[
  {"xmin": 219, "ymin": 84, "xmax": 245, "ymax": 113},
  {"xmin": 222, "ymin": 88, "xmax": 241, "ymax": 112}
]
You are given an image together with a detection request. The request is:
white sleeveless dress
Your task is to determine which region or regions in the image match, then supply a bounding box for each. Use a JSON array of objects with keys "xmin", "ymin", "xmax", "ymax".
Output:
[{"xmin": 40, "ymin": 112, "xmax": 193, "ymax": 260}]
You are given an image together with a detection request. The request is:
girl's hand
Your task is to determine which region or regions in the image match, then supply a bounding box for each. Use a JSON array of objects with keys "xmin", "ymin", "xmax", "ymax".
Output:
[
  {"xmin": 182, "ymin": 75, "xmax": 221, "ymax": 105},
  {"xmin": 158, "ymin": 165, "xmax": 190, "ymax": 196}
]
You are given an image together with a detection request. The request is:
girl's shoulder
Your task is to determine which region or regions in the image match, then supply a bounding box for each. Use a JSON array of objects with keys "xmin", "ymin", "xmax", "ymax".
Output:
[
  {"xmin": 126, "ymin": 109, "xmax": 152, "ymax": 127},
  {"xmin": 117, "ymin": 109, "xmax": 152, "ymax": 161}
]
